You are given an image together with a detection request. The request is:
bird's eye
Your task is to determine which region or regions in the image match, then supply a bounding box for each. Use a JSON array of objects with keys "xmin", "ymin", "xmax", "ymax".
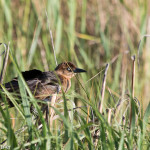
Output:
[{"xmin": 67, "ymin": 67, "xmax": 71, "ymax": 71}]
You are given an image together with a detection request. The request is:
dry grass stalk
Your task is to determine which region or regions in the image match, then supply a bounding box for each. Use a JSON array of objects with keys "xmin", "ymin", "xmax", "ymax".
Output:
[
  {"xmin": 108, "ymin": 108, "xmax": 112, "ymax": 125},
  {"xmin": 45, "ymin": 10, "xmax": 58, "ymax": 66},
  {"xmin": 0, "ymin": 43, "xmax": 10, "ymax": 84},
  {"xmin": 131, "ymin": 55, "xmax": 136, "ymax": 98},
  {"xmin": 99, "ymin": 63, "xmax": 109, "ymax": 113},
  {"xmin": 49, "ymin": 94, "xmax": 57, "ymax": 128},
  {"xmin": 130, "ymin": 55, "xmax": 136, "ymax": 127},
  {"xmin": 43, "ymin": 6, "xmax": 58, "ymax": 127}
]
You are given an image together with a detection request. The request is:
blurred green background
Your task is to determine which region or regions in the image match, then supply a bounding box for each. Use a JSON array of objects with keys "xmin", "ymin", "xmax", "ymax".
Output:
[
  {"xmin": 0, "ymin": 0, "xmax": 150, "ymax": 149},
  {"xmin": 0, "ymin": 0, "xmax": 150, "ymax": 110}
]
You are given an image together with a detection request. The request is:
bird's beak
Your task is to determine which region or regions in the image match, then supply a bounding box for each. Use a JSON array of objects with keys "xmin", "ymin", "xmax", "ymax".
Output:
[{"xmin": 73, "ymin": 68, "xmax": 86, "ymax": 73}]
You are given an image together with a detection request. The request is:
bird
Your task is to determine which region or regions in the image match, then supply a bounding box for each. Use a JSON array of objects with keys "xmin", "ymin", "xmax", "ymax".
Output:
[{"xmin": 0, "ymin": 62, "xmax": 86, "ymax": 107}]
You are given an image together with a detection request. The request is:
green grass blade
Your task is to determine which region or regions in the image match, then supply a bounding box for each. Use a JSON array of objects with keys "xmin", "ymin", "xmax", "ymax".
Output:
[
  {"xmin": 143, "ymin": 102, "xmax": 150, "ymax": 135},
  {"xmin": 18, "ymin": 77, "xmax": 32, "ymax": 128},
  {"xmin": 27, "ymin": 22, "xmax": 42, "ymax": 67},
  {"xmin": 1, "ymin": 85, "xmax": 25, "ymax": 119},
  {"xmin": 118, "ymin": 131, "xmax": 124, "ymax": 150}
]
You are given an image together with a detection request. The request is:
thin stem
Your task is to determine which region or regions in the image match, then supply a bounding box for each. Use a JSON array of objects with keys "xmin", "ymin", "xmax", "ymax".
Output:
[
  {"xmin": 99, "ymin": 63, "xmax": 109, "ymax": 113},
  {"xmin": 0, "ymin": 42, "xmax": 10, "ymax": 84},
  {"xmin": 130, "ymin": 55, "xmax": 136, "ymax": 128},
  {"xmin": 45, "ymin": 10, "xmax": 58, "ymax": 66}
]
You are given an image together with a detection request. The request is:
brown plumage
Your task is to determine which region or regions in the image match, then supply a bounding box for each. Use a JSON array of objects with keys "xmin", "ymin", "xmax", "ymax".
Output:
[{"xmin": 0, "ymin": 62, "xmax": 86, "ymax": 106}]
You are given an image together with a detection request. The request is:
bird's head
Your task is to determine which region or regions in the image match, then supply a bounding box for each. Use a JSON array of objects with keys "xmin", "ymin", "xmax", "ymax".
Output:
[{"xmin": 55, "ymin": 62, "xmax": 86, "ymax": 78}]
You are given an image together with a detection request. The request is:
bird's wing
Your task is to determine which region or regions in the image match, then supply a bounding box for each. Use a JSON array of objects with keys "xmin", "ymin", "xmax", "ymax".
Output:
[
  {"xmin": 33, "ymin": 71, "xmax": 61, "ymax": 99},
  {"xmin": 1, "ymin": 69, "xmax": 43, "ymax": 92},
  {"xmin": 1, "ymin": 70, "xmax": 61, "ymax": 100},
  {"xmin": 2, "ymin": 78, "xmax": 19, "ymax": 92},
  {"xmin": 21, "ymin": 69, "xmax": 43, "ymax": 80}
]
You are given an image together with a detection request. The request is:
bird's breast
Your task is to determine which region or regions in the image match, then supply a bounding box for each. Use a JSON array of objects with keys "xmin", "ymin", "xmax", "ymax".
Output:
[{"xmin": 58, "ymin": 75, "xmax": 71, "ymax": 93}]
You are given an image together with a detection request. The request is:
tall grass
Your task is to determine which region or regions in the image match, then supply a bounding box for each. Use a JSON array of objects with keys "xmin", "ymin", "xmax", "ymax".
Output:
[{"xmin": 0, "ymin": 0, "xmax": 150, "ymax": 149}]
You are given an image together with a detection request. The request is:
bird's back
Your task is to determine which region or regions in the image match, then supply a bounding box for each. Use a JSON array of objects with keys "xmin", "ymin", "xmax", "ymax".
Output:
[{"xmin": 0, "ymin": 69, "xmax": 60, "ymax": 101}]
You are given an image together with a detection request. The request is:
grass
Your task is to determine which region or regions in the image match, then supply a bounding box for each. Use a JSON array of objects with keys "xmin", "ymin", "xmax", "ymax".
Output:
[{"xmin": 0, "ymin": 0, "xmax": 150, "ymax": 149}]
